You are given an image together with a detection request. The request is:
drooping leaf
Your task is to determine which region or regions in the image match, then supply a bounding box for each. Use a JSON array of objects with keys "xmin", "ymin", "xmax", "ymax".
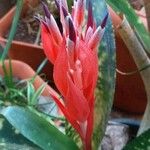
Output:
[
  {"xmin": 89, "ymin": 0, "xmax": 116, "ymax": 149},
  {"xmin": 0, "ymin": 106, "xmax": 79, "ymax": 150},
  {"xmin": 30, "ymin": 58, "xmax": 48, "ymax": 84},
  {"xmin": 123, "ymin": 129, "xmax": 150, "ymax": 150},
  {"xmin": 30, "ymin": 83, "xmax": 46, "ymax": 106},
  {"xmin": 0, "ymin": 117, "xmax": 40, "ymax": 150},
  {"xmin": 27, "ymin": 82, "xmax": 35, "ymax": 104},
  {"xmin": 106, "ymin": 0, "xmax": 150, "ymax": 53}
]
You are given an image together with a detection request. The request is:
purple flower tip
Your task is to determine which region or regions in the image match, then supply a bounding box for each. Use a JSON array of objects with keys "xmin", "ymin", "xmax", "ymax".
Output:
[
  {"xmin": 101, "ymin": 13, "xmax": 108, "ymax": 29},
  {"xmin": 54, "ymin": 0, "xmax": 59, "ymax": 10},
  {"xmin": 68, "ymin": 17, "xmax": 76, "ymax": 43},
  {"xmin": 42, "ymin": 2, "xmax": 51, "ymax": 19},
  {"xmin": 87, "ymin": 1, "xmax": 93, "ymax": 28},
  {"xmin": 62, "ymin": 5, "xmax": 68, "ymax": 17}
]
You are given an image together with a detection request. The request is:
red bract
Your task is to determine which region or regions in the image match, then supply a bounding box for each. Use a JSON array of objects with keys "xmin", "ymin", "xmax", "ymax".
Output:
[{"xmin": 40, "ymin": 0, "xmax": 107, "ymax": 149}]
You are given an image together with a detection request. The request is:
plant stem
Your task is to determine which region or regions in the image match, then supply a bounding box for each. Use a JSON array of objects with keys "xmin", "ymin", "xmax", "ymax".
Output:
[
  {"xmin": 0, "ymin": 0, "xmax": 23, "ymax": 62},
  {"xmin": 118, "ymin": 17, "xmax": 150, "ymax": 135},
  {"xmin": 34, "ymin": 27, "xmax": 41, "ymax": 45},
  {"xmin": 143, "ymin": 0, "xmax": 150, "ymax": 31}
]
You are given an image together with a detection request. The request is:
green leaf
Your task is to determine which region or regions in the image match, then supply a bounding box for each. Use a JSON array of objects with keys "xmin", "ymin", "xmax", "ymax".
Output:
[
  {"xmin": 30, "ymin": 58, "xmax": 48, "ymax": 84},
  {"xmin": 0, "ymin": 106, "xmax": 79, "ymax": 150},
  {"xmin": 30, "ymin": 83, "xmax": 47, "ymax": 106},
  {"xmin": 0, "ymin": 0, "xmax": 24, "ymax": 61},
  {"xmin": 9, "ymin": 88, "xmax": 26, "ymax": 100},
  {"xmin": 91, "ymin": 0, "xmax": 116, "ymax": 149},
  {"xmin": 0, "ymin": 117, "xmax": 40, "ymax": 150},
  {"xmin": 106, "ymin": 0, "xmax": 150, "ymax": 53},
  {"xmin": 123, "ymin": 129, "xmax": 150, "ymax": 150},
  {"xmin": 27, "ymin": 82, "xmax": 35, "ymax": 104},
  {"xmin": 2, "ymin": 59, "xmax": 14, "ymax": 89}
]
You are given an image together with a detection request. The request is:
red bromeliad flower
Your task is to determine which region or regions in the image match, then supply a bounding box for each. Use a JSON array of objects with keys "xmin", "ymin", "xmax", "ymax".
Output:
[{"xmin": 39, "ymin": 0, "xmax": 107, "ymax": 149}]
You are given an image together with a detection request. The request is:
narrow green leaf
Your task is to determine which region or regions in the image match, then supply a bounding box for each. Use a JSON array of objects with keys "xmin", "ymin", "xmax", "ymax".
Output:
[
  {"xmin": 30, "ymin": 83, "xmax": 47, "ymax": 106},
  {"xmin": 27, "ymin": 82, "xmax": 35, "ymax": 104},
  {"xmin": 0, "ymin": 106, "xmax": 79, "ymax": 150},
  {"xmin": 106, "ymin": 0, "xmax": 150, "ymax": 53},
  {"xmin": 0, "ymin": 117, "xmax": 40, "ymax": 150},
  {"xmin": 123, "ymin": 129, "xmax": 150, "ymax": 150},
  {"xmin": 0, "ymin": 0, "xmax": 24, "ymax": 61},
  {"xmin": 2, "ymin": 59, "xmax": 14, "ymax": 89},
  {"xmin": 30, "ymin": 58, "xmax": 48, "ymax": 84},
  {"xmin": 9, "ymin": 88, "xmax": 26, "ymax": 100},
  {"xmin": 91, "ymin": 0, "xmax": 116, "ymax": 149}
]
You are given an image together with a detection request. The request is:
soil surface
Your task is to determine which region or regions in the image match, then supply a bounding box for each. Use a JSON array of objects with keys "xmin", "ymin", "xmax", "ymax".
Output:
[
  {"xmin": 5, "ymin": 0, "xmax": 57, "ymax": 44},
  {"xmin": 5, "ymin": 3, "xmax": 42, "ymax": 44}
]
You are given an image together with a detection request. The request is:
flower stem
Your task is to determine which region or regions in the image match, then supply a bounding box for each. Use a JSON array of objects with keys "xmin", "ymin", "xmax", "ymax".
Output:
[{"xmin": 118, "ymin": 17, "xmax": 150, "ymax": 135}]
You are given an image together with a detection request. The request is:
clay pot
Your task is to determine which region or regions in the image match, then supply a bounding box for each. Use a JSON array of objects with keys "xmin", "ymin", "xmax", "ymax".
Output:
[
  {"xmin": 0, "ymin": 60, "xmax": 58, "ymax": 98},
  {"xmin": 109, "ymin": 7, "xmax": 148, "ymax": 114},
  {"xmin": 0, "ymin": 0, "xmax": 54, "ymax": 88},
  {"xmin": 0, "ymin": 0, "xmax": 14, "ymax": 18}
]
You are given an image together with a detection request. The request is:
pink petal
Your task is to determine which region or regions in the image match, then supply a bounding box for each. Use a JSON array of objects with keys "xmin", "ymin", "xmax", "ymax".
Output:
[
  {"xmin": 77, "ymin": 41, "xmax": 98, "ymax": 93},
  {"xmin": 85, "ymin": 27, "xmax": 93, "ymax": 43},
  {"xmin": 83, "ymin": 82, "xmax": 95, "ymax": 102},
  {"xmin": 66, "ymin": 73, "xmax": 90, "ymax": 122},
  {"xmin": 73, "ymin": 0, "xmax": 84, "ymax": 28},
  {"xmin": 41, "ymin": 24, "xmax": 58, "ymax": 64},
  {"xmin": 46, "ymin": 15, "xmax": 62, "ymax": 45},
  {"xmin": 53, "ymin": 46, "xmax": 68, "ymax": 96},
  {"xmin": 85, "ymin": 96, "xmax": 95, "ymax": 149},
  {"xmin": 56, "ymin": 0, "xmax": 69, "ymax": 12},
  {"xmin": 87, "ymin": 1, "xmax": 94, "ymax": 29},
  {"xmin": 49, "ymin": 92, "xmax": 83, "ymax": 138},
  {"xmin": 88, "ymin": 26, "xmax": 104, "ymax": 50}
]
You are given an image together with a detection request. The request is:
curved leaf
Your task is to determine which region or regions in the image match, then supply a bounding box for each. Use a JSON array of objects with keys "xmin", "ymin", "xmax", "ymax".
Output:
[
  {"xmin": 87, "ymin": 0, "xmax": 116, "ymax": 149},
  {"xmin": 0, "ymin": 106, "xmax": 79, "ymax": 150},
  {"xmin": 107, "ymin": 0, "xmax": 150, "ymax": 53},
  {"xmin": 0, "ymin": 117, "xmax": 40, "ymax": 150},
  {"xmin": 123, "ymin": 129, "xmax": 150, "ymax": 150},
  {"xmin": 89, "ymin": 0, "xmax": 116, "ymax": 149},
  {"xmin": 0, "ymin": 0, "xmax": 24, "ymax": 61}
]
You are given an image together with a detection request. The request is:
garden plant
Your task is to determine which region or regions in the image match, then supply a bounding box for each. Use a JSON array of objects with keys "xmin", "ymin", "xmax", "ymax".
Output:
[{"xmin": 0, "ymin": 0, "xmax": 150, "ymax": 150}]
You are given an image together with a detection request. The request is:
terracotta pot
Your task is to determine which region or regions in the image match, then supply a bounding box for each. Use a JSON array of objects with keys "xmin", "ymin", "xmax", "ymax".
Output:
[
  {"xmin": 0, "ymin": 0, "xmax": 13, "ymax": 18},
  {"xmin": 109, "ymin": 7, "xmax": 148, "ymax": 114},
  {"xmin": 0, "ymin": 0, "xmax": 54, "ymax": 88},
  {"xmin": 0, "ymin": 60, "xmax": 58, "ymax": 98}
]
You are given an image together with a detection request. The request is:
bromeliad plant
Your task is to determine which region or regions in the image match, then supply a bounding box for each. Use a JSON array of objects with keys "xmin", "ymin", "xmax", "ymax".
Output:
[
  {"xmin": 0, "ymin": 0, "xmax": 115, "ymax": 150},
  {"xmin": 38, "ymin": 0, "xmax": 108, "ymax": 149}
]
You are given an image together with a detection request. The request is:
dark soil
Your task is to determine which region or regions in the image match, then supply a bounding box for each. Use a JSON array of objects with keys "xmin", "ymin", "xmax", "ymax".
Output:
[
  {"xmin": 0, "ymin": 0, "xmax": 16, "ymax": 18},
  {"xmin": 4, "ymin": 3, "xmax": 42, "ymax": 44},
  {"xmin": 4, "ymin": 0, "xmax": 57, "ymax": 45},
  {"xmin": 10, "ymin": 19, "xmax": 39, "ymax": 44}
]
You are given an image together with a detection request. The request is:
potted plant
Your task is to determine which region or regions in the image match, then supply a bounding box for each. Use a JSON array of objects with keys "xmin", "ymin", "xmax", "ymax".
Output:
[
  {"xmin": 0, "ymin": 0, "xmax": 54, "ymax": 85},
  {"xmin": 108, "ymin": 5, "xmax": 148, "ymax": 114},
  {"xmin": 0, "ymin": 59, "xmax": 58, "ymax": 97},
  {"xmin": 0, "ymin": 59, "xmax": 78, "ymax": 150},
  {"xmin": 0, "ymin": 0, "xmax": 117, "ymax": 149}
]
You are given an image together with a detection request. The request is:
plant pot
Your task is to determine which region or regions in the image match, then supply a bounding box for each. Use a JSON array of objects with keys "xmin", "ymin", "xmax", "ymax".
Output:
[
  {"xmin": 0, "ymin": 59, "xmax": 58, "ymax": 97},
  {"xmin": 0, "ymin": 0, "xmax": 14, "ymax": 18},
  {"xmin": 109, "ymin": 7, "xmax": 148, "ymax": 114},
  {"xmin": 0, "ymin": 0, "xmax": 54, "ymax": 88}
]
